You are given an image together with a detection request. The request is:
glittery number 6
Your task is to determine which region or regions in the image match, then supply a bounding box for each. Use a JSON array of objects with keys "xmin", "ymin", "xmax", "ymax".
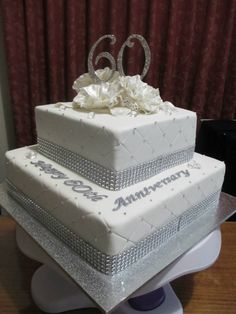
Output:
[
  {"xmin": 88, "ymin": 34, "xmax": 117, "ymax": 83},
  {"xmin": 88, "ymin": 34, "xmax": 151, "ymax": 82},
  {"xmin": 117, "ymin": 34, "xmax": 151, "ymax": 80}
]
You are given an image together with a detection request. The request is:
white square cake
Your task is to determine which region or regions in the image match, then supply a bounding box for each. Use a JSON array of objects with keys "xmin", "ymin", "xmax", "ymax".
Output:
[
  {"xmin": 5, "ymin": 67, "xmax": 225, "ymax": 275},
  {"xmin": 36, "ymin": 104, "xmax": 196, "ymax": 190}
]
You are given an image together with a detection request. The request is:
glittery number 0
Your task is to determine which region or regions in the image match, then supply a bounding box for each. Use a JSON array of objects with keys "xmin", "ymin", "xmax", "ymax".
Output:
[
  {"xmin": 117, "ymin": 34, "xmax": 151, "ymax": 80},
  {"xmin": 88, "ymin": 34, "xmax": 151, "ymax": 82}
]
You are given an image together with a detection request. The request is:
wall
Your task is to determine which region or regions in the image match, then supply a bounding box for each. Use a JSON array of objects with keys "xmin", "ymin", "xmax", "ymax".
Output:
[{"xmin": 0, "ymin": 17, "xmax": 15, "ymax": 183}]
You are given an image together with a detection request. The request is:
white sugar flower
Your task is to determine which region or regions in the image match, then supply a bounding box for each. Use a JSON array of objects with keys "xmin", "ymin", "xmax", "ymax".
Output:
[
  {"xmin": 72, "ymin": 69, "xmax": 175, "ymax": 115},
  {"xmin": 73, "ymin": 67, "xmax": 120, "ymax": 92},
  {"xmin": 73, "ymin": 81, "xmax": 121, "ymax": 109},
  {"xmin": 119, "ymin": 75, "xmax": 163, "ymax": 113},
  {"xmin": 73, "ymin": 73, "xmax": 93, "ymax": 92}
]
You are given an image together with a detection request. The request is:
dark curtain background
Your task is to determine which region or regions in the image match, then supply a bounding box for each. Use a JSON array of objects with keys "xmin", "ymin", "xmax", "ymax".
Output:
[{"xmin": 1, "ymin": 0, "xmax": 236, "ymax": 147}]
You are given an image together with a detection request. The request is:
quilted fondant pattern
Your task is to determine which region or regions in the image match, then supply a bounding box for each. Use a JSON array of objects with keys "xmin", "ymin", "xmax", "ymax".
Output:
[
  {"xmin": 5, "ymin": 147, "xmax": 225, "ymax": 256},
  {"xmin": 36, "ymin": 104, "xmax": 196, "ymax": 171},
  {"xmin": 6, "ymin": 181, "xmax": 220, "ymax": 274}
]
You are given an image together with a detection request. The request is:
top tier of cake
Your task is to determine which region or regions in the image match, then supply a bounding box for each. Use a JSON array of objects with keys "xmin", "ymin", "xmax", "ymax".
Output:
[{"xmin": 36, "ymin": 104, "xmax": 196, "ymax": 190}]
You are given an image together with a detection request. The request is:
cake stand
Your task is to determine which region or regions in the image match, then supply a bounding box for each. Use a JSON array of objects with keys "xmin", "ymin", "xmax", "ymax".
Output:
[
  {"xmin": 0, "ymin": 183, "xmax": 236, "ymax": 313},
  {"xmin": 16, "ymin": 225, "xmax": 221, "ymax": 314}
]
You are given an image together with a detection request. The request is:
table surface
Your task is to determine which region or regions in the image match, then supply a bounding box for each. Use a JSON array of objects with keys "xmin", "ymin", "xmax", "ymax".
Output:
[{"xmin": 0, "ymin": 217, "xmax": 236, "ymax": 314}]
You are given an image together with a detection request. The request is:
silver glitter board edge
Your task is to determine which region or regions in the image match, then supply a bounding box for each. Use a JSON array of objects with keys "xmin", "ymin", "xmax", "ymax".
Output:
[{"xmin": 0, "ymin": 183, "xmax": 236, "ymax": 313}]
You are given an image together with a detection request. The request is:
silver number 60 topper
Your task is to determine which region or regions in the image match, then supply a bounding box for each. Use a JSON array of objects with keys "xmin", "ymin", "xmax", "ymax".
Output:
[{"xmin": 88, "ymin": 34, "xmax": 151, "ymax": 83}]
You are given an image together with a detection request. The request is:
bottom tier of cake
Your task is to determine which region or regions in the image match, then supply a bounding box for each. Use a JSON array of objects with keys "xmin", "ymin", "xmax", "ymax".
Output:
[{"xmin": 5, "ymin": 146, "xmax": 225, "ymax": 274}]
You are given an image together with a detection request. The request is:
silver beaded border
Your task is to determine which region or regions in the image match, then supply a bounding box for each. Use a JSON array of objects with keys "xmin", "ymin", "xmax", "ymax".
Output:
[
  {"xmin": 7, "ymin": 181, "xmax": 220, "ymax": 275},
  {"xmin": 38, "ymin": 138, "xmax": 194, "ymax": 191}
]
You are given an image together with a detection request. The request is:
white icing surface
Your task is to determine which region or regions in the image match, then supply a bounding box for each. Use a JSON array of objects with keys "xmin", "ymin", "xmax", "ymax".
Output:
[
  {"xmin": 5, "ymin": 146, "xmax": 225, "ymax": 256},
  {"xmin": 35, "ymin": 104, "xmax": 196, "ymax": 171}
]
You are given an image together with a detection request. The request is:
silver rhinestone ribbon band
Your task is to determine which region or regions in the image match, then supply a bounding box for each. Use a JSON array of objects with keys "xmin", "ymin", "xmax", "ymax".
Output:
[
  {"xmin": 7, "ymin": 181, "xmax": 220, "ymax": 275},
  {"xmin": 38, "ymin": 138, "xmax": 194, "ymax": 191}
]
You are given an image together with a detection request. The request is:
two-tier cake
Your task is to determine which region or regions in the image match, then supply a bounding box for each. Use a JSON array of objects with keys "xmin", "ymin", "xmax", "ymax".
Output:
[{"xmin": 5, "ymin": 37, "xmax": 225, "ymax": 275}]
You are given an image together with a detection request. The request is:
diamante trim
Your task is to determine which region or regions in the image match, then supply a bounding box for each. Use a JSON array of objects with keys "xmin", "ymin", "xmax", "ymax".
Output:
[
  {"xmin": 7, "ymin": 181, "xmax": 220, "ymax": 275},
  {"xmin": 38, "ymin": 137, "xmax": 194, "ymax": 191}
]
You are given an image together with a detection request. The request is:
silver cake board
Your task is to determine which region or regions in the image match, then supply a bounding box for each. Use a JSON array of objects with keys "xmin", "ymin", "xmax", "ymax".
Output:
[
  {"xmin": 17, "ymin": 224, "xmax": 221, "ymax": 314},
  {"xmin": 0, "ymin": 183, "xmax": 236, "ymax": 313},
  {"xmin": 31, "ymin": 266, "xmax": 183, "ymax": 314}
]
